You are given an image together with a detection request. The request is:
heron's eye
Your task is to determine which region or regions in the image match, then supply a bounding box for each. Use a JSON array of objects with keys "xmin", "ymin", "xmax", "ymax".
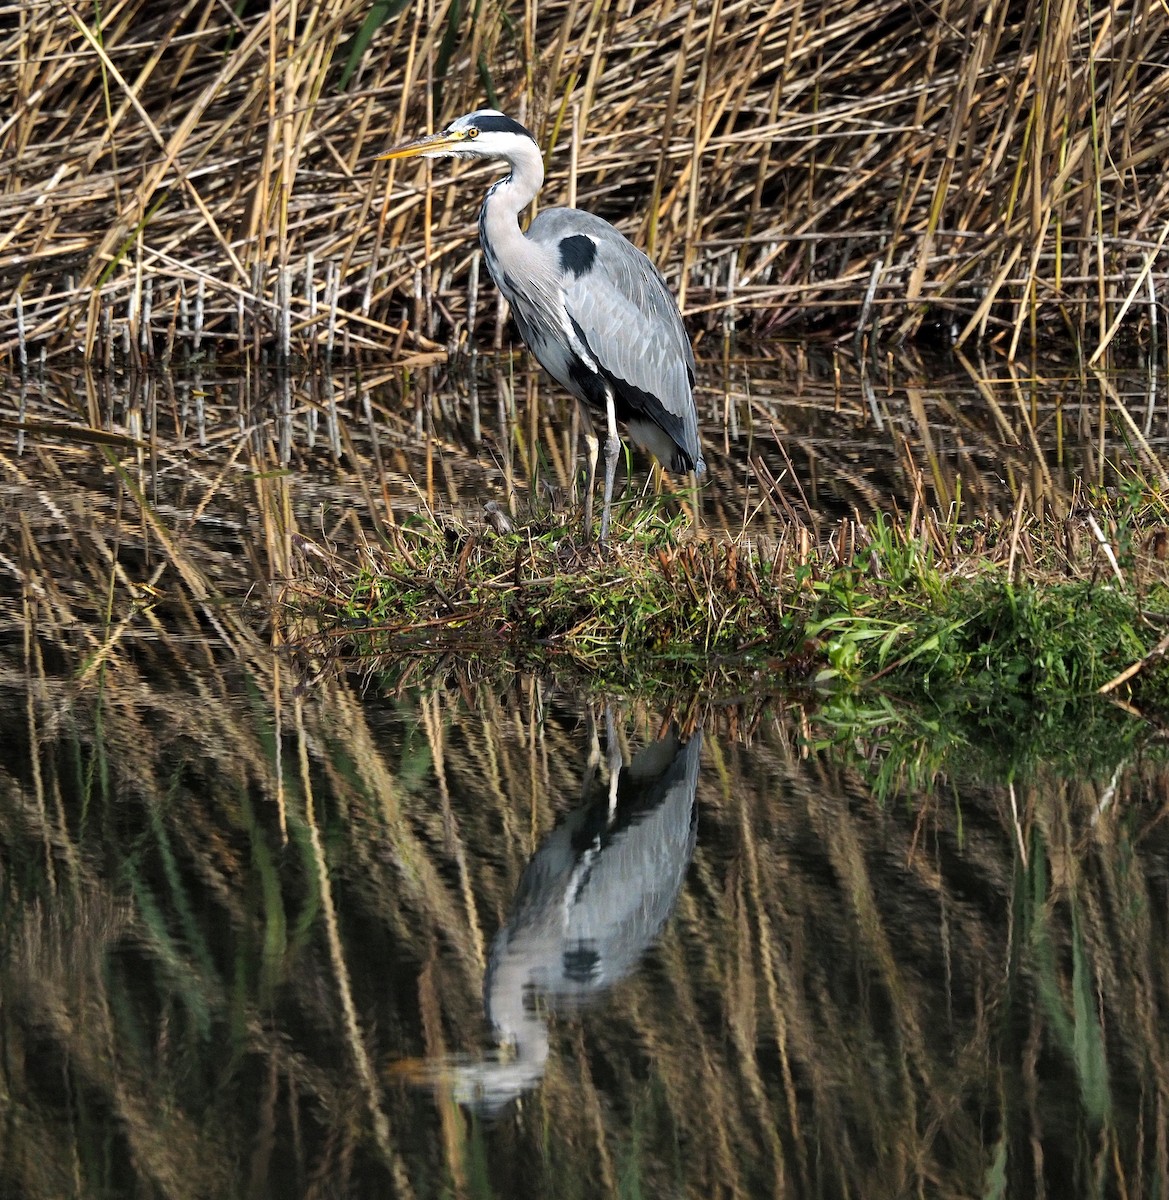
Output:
[{"xmin": 467, "ymin": 127, "xmax": 479, "ymax": 139}]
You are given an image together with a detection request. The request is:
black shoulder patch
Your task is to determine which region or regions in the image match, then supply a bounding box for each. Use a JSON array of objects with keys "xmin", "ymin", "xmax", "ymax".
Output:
[
  {"xmin": 470, "ymin": 112, "xmax": 536, "ymax": 140},
  {"xmin": 559, "ymin": 234, "xmax": 597, "ymax": 279}
]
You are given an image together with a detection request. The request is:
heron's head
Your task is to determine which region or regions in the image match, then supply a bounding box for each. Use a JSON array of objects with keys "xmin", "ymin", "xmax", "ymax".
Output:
[{"xmin": 377, "ymin": 110, "xmax": 538, "ymax": 164}]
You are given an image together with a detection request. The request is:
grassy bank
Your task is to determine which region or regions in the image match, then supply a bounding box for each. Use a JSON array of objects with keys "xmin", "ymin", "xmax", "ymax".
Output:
[
  {"xmin": 289, "ymin": 488, "xmax": 1169, "ymax": 712},
  {"xmin": 4, "ymin": 0, "xmax": 1168, "ymax": 364}
]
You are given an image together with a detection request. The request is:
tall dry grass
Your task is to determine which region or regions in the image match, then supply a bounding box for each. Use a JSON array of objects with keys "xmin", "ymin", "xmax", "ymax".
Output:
[
  {"xmin": 3, "ymin": 0, "xmax": 1168, "ymax": 366},
  {"xmin": 3, "ymin": 345, "xmax": 1165, "ymax": 558}
]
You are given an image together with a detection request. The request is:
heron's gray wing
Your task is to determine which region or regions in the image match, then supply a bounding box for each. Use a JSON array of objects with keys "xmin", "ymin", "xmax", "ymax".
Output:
[{"xmin": 528, "ymin": 209, "xmax": 701, "ymax": 469}]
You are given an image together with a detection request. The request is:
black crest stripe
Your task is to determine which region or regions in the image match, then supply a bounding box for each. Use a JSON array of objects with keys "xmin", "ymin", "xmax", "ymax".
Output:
[{"xmin": 469, "ymin": 113, "xmax": 536, "ymax": 140}]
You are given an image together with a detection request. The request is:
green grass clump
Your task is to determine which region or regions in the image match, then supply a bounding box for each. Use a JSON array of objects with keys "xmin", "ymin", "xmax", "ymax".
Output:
[
  {"xmin": 333, "ymin": 507, "xmax": 771, "ymax": 674},
  {"xmin": 289, "ymin": 501, "xmax": 1169, "ymax": 713},
  {"xmin": 812, "ymin": 575, "xmax": 1153, "ymax": 695}
]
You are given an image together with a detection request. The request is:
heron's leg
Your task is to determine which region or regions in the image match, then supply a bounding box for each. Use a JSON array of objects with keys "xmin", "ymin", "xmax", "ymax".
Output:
[
  {"xmin": 687, "ymin": 469, "xmax": 702, "ymax": 532},
  {"xmin": 580, "ymin": 703, "xmax": 602, "ymax": 800},
  {"xmin": 604, "ymin": 703, "xmax": 622, "ymax": 821},
  {"xmin": 599, "ymin": 391, "xmax": 621, "ymax": 544},
  {"xmin": 569, "ymin": 402, "xmax": 581, "ymax": 497},
  {"xmin": 582, "ymin": 429, "xmax": 599, "ymax": 540}
]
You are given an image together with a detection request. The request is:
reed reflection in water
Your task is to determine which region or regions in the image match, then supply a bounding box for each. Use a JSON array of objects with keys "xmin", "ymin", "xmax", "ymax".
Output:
[
  {"xmin": 4, "ymin": 344, "xmax": 1166, "ymax": 541},
  {"xmin": 2, "ymin": 349, "xmax": 1168, "ymax": 1197},
  {"xmin": 2, "ymin": 666, "xmax": 1167, "ymax": 1198}
]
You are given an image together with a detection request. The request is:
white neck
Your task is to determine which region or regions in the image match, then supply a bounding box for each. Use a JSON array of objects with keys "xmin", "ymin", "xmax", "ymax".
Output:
[
  {"xmin": 490, "ymin": 135, "xmax": 544, "ymax": 215},
  {"xmin": 478, "ymin": 138, "xmax": 547, "ymax": 290}
]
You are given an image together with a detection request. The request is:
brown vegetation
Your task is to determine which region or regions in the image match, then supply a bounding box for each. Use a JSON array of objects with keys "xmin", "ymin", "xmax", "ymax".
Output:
[{"xmin": 4, "ymin": 0, "xmax": 1169, "ymax": 365}]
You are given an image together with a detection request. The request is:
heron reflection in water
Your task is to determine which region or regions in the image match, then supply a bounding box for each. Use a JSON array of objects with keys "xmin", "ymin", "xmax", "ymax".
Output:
[{"xmin": 445, "ymin": 714, "xmax": 702, "ymax": 1111}]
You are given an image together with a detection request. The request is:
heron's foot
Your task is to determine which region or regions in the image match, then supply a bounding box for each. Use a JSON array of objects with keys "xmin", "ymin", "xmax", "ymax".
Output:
[{"xmin": 555, "ymin": 531, "xmax": 609, "ymax": 567}]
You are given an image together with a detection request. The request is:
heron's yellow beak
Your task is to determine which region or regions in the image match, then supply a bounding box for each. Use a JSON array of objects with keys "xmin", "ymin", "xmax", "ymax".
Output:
[{"xmin": 375, "ymin": 129, "xmax": 470, "ymax": 161}]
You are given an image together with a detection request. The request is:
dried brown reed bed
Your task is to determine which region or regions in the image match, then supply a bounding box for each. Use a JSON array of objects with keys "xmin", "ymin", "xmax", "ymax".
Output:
[
  {"xmin": 4, "ymin": 0, "xmax": 1169, "ymax": 368},
  {"xmin": 5, "ymin": 346, "xmax": 1166, "ymax": 617}
]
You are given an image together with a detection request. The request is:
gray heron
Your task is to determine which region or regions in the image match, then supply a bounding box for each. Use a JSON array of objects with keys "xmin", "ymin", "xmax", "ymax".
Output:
[{"xmin": 378, "ymin": 109, "xmax": 706, "ymax": 543}]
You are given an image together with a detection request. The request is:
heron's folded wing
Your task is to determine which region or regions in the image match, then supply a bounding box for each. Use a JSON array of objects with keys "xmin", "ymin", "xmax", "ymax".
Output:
[{"xmin": 529, "ymin": 210, "xmax": 700, "ymax": 468}]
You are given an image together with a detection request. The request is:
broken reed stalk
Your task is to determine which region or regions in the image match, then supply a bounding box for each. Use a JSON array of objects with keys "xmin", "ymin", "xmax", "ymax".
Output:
[{"xmin": 2, "ymin": 0, "xmax": 1169, "ymax": 366}]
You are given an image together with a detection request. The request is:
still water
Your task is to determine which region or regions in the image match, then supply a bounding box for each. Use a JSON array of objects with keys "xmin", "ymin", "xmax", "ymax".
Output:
[{"xmin": 2, "ymin": 350, "xmax": 1168, "ymax": 1197}]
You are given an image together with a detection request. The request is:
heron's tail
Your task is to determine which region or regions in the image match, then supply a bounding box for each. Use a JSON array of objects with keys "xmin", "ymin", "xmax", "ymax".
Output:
[{"xmin": 670, "ymin": 447, "xmax": 706, "ymax": 475}]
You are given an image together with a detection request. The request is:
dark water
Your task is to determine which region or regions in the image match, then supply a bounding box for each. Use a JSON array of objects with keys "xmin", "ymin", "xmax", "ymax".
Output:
[{"xmin": 2, "ymin": 351, "xmax": 1168, "ymax": 1197}]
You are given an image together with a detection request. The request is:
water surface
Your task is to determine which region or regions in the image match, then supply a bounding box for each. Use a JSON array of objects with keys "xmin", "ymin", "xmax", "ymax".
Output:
[{"xmin": 2, "ymin": 350, "xmax": 1167, "ymax": 1197}]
